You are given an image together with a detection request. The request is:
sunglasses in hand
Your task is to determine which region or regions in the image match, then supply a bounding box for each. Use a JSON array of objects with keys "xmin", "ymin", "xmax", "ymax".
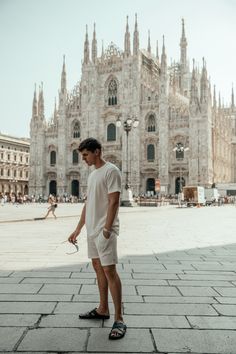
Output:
[{"xmin": 61, "ymin": 240, "xmax": 79, "ymax": 255}]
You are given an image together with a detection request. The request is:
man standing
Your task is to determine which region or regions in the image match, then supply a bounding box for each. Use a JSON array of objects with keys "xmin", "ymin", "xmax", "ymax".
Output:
[{"xmin": 68, "ymin": 138, "xmax": 126, "ymax": 340}]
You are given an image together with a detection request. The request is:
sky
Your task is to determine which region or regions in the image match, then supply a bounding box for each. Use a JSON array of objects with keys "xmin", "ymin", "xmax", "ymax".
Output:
[{"xmin": 0, "ymin": 0, "xmax": 236, "ymax": 138}]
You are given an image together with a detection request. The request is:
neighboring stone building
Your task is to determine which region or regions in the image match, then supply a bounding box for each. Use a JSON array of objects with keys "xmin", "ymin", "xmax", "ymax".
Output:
[
  {"xmin": 29, "ymin": 17, "xmax": 236, "ymax": 198},
  {"xmin": 0, "ymin": 133, "xmax": 30, "ymax": 196}
]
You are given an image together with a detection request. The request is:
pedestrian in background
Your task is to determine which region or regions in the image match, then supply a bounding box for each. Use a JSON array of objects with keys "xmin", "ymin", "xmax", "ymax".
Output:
[{"xmin": 44, "ymin": 195, "xmax": 57, "ymax": 219}]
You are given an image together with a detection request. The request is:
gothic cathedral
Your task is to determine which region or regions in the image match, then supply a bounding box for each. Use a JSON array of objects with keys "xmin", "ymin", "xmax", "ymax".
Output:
[{"xmin": 29, "ymin": 17, "xmax": 236, "ymax": 198}]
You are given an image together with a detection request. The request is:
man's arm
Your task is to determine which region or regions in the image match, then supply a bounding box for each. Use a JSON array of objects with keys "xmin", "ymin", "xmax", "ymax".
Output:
[
  {"xmin": 103, "ymin": 191, "xmax": 120, "ymax": 238},
  {"xmin": 68, "ymin": 204, "xmax": 86, "ymax": 243}
]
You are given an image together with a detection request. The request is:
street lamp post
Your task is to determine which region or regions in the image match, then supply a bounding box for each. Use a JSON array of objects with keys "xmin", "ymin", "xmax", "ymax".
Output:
[
  {"xmin": 173, "ymin": 143, "xmax": 189, "ymax": 193},
  {"xmin": 116, "ymin": 114, "xmax": 139, "ymax": 206}
]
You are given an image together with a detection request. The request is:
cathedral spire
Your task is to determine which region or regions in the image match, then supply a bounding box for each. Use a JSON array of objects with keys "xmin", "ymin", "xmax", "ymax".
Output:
[
  {"xmin": 101, "ymin": 40, "xmax": 104, "ymax": 58},
  {"xmin": 133, "ymin": 13, "xmax": 139, "ymax": 56},
  {"xmin": 200, "ymin": 57, "xmax": 208, "ymax": 103},
  {"xmin": 231, "ymin": 84, "xmax": 235, "ymax": 109},
  {"xmin": 218, "ymin": 92, "xmax": 221, "ymax": 109},
  {"xmin": 53, "ymin": 97, "xmax": 57, "ymax": 121},
  {"xmin": 156, "ymin": 40, "xmax": 159, "ymax": 62},
  {"xmin": 190, "ymin": 59, "xmax": 198, "ymax": 104},
  {"xmin": 180, "ymin": 18, "xmax": 187, "ymax": 70},
  {"xmin": 161, "ymin": 35, "xmax": 167, "ymax": 72},
  {"xmin": 83, "ymin": 25, "xmax": 90, "ymax": 64},
  {"xmin": 61, "ymin": 55, "xmax": 67, "ymax": 94},
  {"xmin": 124, "ymin": 16, "xmax": 131, "ymax": 57},
  {"xmin": 213, "ymin": 85, "xmax": 217, "ymax": 109},
  {"xmin": 38, "ymin": 82, "xmax": 45, "ymax": 119},
  {"xmin": 32, "ymin": 83, "xmax": 38, "ymax": 118},
  {"xmin": 92, "ymin": 22, "xmax": 97, "ymax": 63},
  {"xmin": 147, "ymin": 30, "xmax": 151, "ymax": 54}
]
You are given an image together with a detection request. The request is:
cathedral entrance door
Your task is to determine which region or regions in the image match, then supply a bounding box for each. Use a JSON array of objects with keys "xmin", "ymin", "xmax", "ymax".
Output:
[
  {"xmin": 71, "ymin": 180, "xmax": 79, "ymax": 197},
  {"xmin": 175, "ymin": 177, "xmax": 185, "ymax": 194},
  {"xmin": 24, "ymin": 185, "xmax": 28, "ymax": 195},
  {"xmin": 49, "ymin": 180, "xmax": 57, "ymax": 196},
  {"xmin": 146, "ymin": 178, "xmax": 155, "ymax": 194}
]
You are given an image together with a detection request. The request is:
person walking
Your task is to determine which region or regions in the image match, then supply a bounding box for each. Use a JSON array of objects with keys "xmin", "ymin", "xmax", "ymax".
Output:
[
  {"xmin": 68, "ymin": 137, "xmax": 126, "ymax": 340},
  {"xmin": 44, "ymin": 195, "xmax": 57, "ymax": 219}
]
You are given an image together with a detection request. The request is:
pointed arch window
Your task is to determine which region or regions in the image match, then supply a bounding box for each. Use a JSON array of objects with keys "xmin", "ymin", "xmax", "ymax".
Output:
[
  {"xmin": 147, "ymin": 144, "xmax": 155, "ymax": 162},
  {"xmin": 108, "ymin": 79, "xmax": 118, "ymax": 106},
  {"xmin": 72, "ymin": 149, "xmax": 79, "ymax": 165},
  {"xmin": 73, "ymin": 121, "xmax": 80, "ymax": 138},
  {"xmin": 107, "ymin": 123, "xmax": 116, "ymax": 141},
  {"xmin": 50, "ymin": 151, "xmax": 56, "ymax": 166},
  {"xmin": 147, "ymin": 114, "xmax": 156, "ymax": 132}
]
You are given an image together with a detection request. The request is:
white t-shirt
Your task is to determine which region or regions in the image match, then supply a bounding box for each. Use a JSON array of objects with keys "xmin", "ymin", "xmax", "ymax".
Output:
[{"xmin": 85, "ymin": 162, "xmax": 121, "ymax": 237}]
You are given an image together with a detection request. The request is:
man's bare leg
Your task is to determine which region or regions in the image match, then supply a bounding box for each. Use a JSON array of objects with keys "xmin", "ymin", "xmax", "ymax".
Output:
[
  {"xmin": 44, "ymin": 210, "xmax": 50, "ymax": 219},
  {"xmin": 92, "ymin": 258, "xmax": 109, "ymax": 315},
  {"xmin": 103, "ymin": 264, "xmax": 123, "ymax": 322}
]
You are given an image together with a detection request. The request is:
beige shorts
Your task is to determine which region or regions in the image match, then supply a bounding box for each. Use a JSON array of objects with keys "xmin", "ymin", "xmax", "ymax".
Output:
[{"xmin": 87, "ymin": 230, "xmax": 118, "ymax": 266}]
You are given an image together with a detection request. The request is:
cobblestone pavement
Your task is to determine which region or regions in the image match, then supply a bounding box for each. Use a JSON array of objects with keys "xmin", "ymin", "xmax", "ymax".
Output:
[{"xmin": 1, "ymin": 203, "xmax": 236, "ymax": 353}]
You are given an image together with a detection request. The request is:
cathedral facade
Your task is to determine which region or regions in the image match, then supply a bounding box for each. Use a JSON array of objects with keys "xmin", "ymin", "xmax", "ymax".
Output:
[{"xmin": 29, "ymin": 17, "xmax": 236, "ymax": 198}]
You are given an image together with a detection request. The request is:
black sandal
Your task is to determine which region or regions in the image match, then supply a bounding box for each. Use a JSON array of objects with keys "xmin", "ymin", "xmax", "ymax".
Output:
[
  {"xmin": 79, "ymin": 307, "xmax": 110, "ymax": 320},
  {"xmin": 109, "ymin": 321, "xmax": 127, "ymax": 340}
]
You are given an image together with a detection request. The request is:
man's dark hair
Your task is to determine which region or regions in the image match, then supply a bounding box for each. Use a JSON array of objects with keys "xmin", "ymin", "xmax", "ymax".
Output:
[{"xmin": 78, "ymin": 138, "xmax": 102, "ymax": 152}]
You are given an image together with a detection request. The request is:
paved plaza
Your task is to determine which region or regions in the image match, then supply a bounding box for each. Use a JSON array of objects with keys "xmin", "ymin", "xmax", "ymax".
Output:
[{"xmin": 1, "ymin": 203, "xmax": 236, "ymax": 353}]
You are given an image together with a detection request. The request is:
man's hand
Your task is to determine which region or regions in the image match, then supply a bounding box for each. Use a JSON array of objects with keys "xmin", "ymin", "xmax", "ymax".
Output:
[
  {"xmin": 103, "ymin": 229, "xmax": 111, "ymax": 239},
  {"xmin": 68, "ymin": 230, "xmax": 79, "ymax": 244}
]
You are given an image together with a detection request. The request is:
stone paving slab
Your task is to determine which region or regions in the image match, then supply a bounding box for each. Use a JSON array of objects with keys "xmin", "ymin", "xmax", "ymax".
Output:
[
  {"xmin": 18, "ymin": 328, "xmax": 88, "ymax": 352},
  {"xmin": 87, "ymin": 328, "xmax": 154, "ymax": 352},
  {"xmin": 39, "ymin": 284, "xmax": 81, "ymax": 294},
  {"xmin": 169, "ymin": 280, "xmax": 234, "ymax": 287},
  {"xmin": 161, "ymin": 264, "xmax": 196, "ymax": 271},
  {"xmin": 214, "ymin": 287, "xmax": 236, "ymax": 296},
  {"xmin": 21, "ymin": 276, "xmax": 95, "ymax": 284},
  {"xmin": 0, "ymin": 294, "xmax": 72, "ymax": 302},
  {"xmin": 11, "ymin": 271, "xmax": 72, "ymax": 278},
  {"xmin": 143, "ymin": 296, "xmax": 217, "ymax": 303},
  {"xmin": 0, "ymin": 302, "xmax": 56, "ymax": 314},
  {"xmin": 212, "ymin": 304, "xmax": 236, "ymax": 315},
  {"xmin": 184, "ymin": 270, "xmax": 236, "ymax": 275},
  {"xmin": 0, "ymin": 314, "xmax": 40, "ymax": 327},
  {"xmin": 187, "ymin": 315, "xmax": 236, "ymax": 329},
  {"xmin": 124, "ymin": 303, "xmax": 218, "ymax": 315},
  {"xmin": 120, "ymin": 278, "xmax": 168, "ymax": 286},
  {"xmin": 152, "ymin": 329, "xmax": 236, "ymax": 353},
  {"xmin": 0, "ymin": 271, "xmax": 13, "ymax": 277},
  {"xmin": 178, "ymin": 273, "xmax": 236, "ymax": 280},
  {"xmin": 215, "ymin": 297, "xmax": 236, "ymax": 304},
  {"xmin": 5, "ymin": 352, "xmax": 46, "ymax": 354},
  {"xmin": 177, "ymin": 286, "xmax": 220, "ymax": 296},
  {"xmin": 54, "ymin": 302, "xmax": 102, "ymax": 314},
  {"xmin": 39, "ymin": 314, "xmax": 102, "ymax": 328},
  {"xmin": 0, "ymin": 327, "xmax": 26, "ymax": 351},
  {"xmin": 123, "ymin": 263, "xmax": 165, "ymax": 271},
  {"xmin": 192, "ymin": 263, "xmax": 236, "ymax": 271},
  {"xmin": 0, "ymin": 277, "xmax": 24, "ymax": 283},
  {"xmin": 137, "ymin": 285, "xmax": 181, "ymax": 296},
  {"xmin": 0, "ymin": 284, "xmax": 42, "ymax": 294},
  {"xmin": 132, "ymin": 272, "xmax": 179, "ymax": 279}
]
